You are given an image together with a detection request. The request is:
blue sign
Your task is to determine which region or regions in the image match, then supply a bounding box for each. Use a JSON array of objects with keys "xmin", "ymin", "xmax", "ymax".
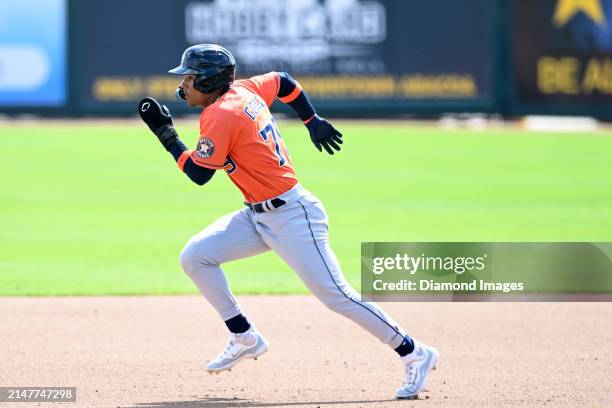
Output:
[
  {"xmin": 0, "ymin": 0, "xmax": 66, "ymax": 106},
  {"xmin": 514, "ymin": 0, "xmax": 612, "ymax": 104}
]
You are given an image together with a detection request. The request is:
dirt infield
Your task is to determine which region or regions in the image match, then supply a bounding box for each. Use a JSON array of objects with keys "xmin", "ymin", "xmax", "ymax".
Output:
[{"xmin": 1, "ymin": 296, "xmax": 610, "ymax": 408}]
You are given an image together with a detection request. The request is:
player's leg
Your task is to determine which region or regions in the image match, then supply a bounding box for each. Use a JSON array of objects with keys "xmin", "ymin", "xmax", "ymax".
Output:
[
  {"xmin": 255, "ymin": 194, "xmax": 407, "ymax": 347},
  {"xmin": 179, "ymin": 207, "xmax": 270, "ymax": 372},
  {"xmin": 180, "ymin": 207, "xmax": 269, "ymax": 320},
  {"xmin": 254, "ymin": 190, "xmax": 438, "ymax": 398}
]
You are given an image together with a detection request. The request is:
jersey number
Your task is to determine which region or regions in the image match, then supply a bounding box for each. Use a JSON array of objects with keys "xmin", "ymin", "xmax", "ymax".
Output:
[
  {"xmin": 223, "ymin": 155, "xmax": 237, "ymax": 175},
  {"xmin": 258, "ymin": 120, "xmax": 287, "ymax": 166}
]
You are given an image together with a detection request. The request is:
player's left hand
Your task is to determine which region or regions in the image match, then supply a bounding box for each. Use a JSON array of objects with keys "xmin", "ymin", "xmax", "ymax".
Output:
[
  {"xmin": 306, "ymin": 115, "xmax": 343, "ymax": 155},
  {"xmin": 138, "ymin": 97, "xmax": 178, "ymax": 151},
  {"xmin": 138, "ymin": 97, "xmax": 173, "ymax": 134}
]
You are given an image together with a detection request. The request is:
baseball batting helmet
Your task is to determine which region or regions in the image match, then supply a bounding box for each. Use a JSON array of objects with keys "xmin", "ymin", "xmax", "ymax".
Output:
[{"xmin": 169, "ymin": 44, "xmax": 236, "ymax": 96}]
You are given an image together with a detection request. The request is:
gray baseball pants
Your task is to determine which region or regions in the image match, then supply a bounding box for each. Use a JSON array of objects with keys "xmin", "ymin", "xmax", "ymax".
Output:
[{"xmin": 179, "ymin": 183, "xmax": 407, "ymax": 349}]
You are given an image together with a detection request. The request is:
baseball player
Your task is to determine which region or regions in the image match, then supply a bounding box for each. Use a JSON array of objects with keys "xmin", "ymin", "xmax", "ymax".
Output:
[{"xmin": 138, "ymin": 44, "xmax": 438, "ymax": 399}]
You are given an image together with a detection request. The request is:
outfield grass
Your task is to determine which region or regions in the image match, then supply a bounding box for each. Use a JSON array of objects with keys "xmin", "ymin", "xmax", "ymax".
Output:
[{"xmin": 1, "ymin": 120, "xmax": 612, "ymax": 295}]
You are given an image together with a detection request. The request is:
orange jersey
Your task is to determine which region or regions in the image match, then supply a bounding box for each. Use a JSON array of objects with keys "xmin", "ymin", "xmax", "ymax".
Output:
[{"xmin": 188, "ymin": 72, "xmax": 297, "ymax": 203}]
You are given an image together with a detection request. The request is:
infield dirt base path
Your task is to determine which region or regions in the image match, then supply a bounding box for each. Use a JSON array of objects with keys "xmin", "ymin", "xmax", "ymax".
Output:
[{"xmin": 1, "ymin": 296, "xmax": 610, "ymax": 408}]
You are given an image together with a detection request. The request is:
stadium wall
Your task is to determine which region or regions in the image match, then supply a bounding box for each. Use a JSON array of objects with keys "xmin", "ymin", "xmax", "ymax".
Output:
[{"xmin": 1, "ymin": 0, "xmax": 612, "ymax": 118}]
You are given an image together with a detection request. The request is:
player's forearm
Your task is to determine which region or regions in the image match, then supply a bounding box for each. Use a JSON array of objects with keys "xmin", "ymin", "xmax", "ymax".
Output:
[
  {"xmin": 169, "ymin": 140, "xmax": 215, "ymax": 186},
  {"xmin": 277, "ymin": 72, "xmax": 316, "ymax": 123},
  {"xmin": 168, "ymin": 139, "xmax": 188, "ymax": 160},
  {"xmin": 137, "ymin": 97, "xmax": 215, "ymax": 186}
]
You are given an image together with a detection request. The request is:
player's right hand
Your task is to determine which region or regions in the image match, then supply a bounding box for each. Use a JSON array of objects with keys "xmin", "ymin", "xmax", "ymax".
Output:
[
  {"xmin": 138, "ymin": 97, "xmax": 178, "ymax": 151},
  {"xmin": 306, "ymin": 115, "xmax": 343, "ymax": 155}
]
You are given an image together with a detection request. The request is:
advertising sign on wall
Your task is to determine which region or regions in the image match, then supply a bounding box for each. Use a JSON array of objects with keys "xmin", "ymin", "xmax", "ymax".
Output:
[
  {"xmin": 513, "ymin": 0, "xmax": 612, "ymax": 111},
  {"xmin": 72, "ymin": 0, "xmax": 495, "ymax": 114},
  {"xmin": 0, "ymin": 0, "xmax": 66, "ymax": 107}
]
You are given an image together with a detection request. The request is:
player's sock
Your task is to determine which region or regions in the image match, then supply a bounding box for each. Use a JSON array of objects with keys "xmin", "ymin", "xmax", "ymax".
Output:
[
  {"xmin": 394, "ymin": 336, "xmax": 415, "ymax": 356},
  {"xmin": 225, "ymin": 314, "xmax": 251, "ymax": 334}
]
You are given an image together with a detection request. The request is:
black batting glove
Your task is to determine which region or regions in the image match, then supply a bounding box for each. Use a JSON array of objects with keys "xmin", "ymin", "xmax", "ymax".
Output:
[
  {"xmin": 138, "ymin": 97, "xmax": 179, "ymax": 151},
  {"xmin": 305, "ymin": 115, "xmax": 343, "ymax": 155}
]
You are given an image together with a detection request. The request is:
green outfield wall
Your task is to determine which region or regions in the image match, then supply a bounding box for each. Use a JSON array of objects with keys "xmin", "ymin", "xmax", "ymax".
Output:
[{"xmin": 2, "ymin": 0, "xmax": 612, "ymax": 118}]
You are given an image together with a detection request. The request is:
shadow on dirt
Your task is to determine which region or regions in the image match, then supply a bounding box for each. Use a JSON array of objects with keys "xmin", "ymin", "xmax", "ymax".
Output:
[{"xmin": 125, "ymin": 397, "xmax": 400, "ymax": 407}]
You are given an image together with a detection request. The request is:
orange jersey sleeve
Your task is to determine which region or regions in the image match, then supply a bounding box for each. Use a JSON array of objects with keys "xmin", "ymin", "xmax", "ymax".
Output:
[
  {"xmin": 236, "ymin": 72, "xmax": 279, "ymax": 106},
  {"xmin": 190, "ymin": 111, "xmax": 236, "ymax": 169}
]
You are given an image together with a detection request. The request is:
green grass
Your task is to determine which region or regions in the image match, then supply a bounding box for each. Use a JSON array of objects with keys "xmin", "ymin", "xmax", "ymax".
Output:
[{"xmin": 1, "ymin": 120, "xmax": 612, "ymax": 295}]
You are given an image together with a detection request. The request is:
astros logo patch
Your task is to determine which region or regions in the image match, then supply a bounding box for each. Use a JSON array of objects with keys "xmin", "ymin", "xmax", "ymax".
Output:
[{"xmin": 196, "ymin": 137, "xmax": 215, "ymax": 159}]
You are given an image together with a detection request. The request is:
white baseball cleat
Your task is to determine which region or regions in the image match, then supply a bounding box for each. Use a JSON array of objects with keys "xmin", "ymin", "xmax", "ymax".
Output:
[
  {"xmin": 395, "ymin": 340, "xmax": 439, "ymax": 399},
  {"xmin": 206, "ymin": 328, "xmax": 269, "ymax": 373}
]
